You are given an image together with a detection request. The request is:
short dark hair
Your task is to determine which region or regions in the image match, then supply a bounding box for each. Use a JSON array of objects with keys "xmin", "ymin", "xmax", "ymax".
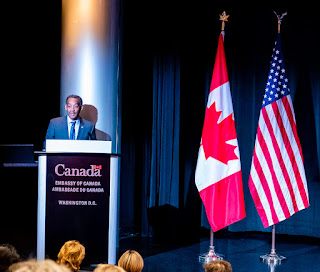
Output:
[
  {"xmin": 0, "ymin": 244, "xmax": 21, "ymax": 272},
  {"xmin": 66, "ymin": 95, "xmax": 83, "ymax": 106}
]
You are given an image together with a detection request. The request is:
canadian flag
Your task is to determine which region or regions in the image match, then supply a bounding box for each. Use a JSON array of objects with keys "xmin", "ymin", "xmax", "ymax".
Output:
[{"xmin": 195, "ymin": 33, "xmax": 246, "ymax": 232}]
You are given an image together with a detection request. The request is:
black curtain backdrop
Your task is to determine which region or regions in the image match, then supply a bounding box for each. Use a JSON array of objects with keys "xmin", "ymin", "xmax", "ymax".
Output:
[
  {"xmin": 0, "ymin": 1, "xmax": 61, "ymax": 255},
  {"xmin": 1, "ymin": 1, "xmax": 61, "ymax": 149},
  {"xmin": 120, "ymin": 3, "xmax": 320, "ymax": 240},
  {"xmin": 1, "ymin": 3, "xmax": 319, "ymax": 252}
]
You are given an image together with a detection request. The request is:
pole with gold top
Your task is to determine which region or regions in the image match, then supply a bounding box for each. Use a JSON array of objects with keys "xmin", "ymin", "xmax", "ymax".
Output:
[
  {"xmin": 260, "ymin": 12, "xmax": 287, "ymax": 270},
  {"xmin": 274, "ymin": 11, "xmax": 287, "ymax": 33},
  {"xmin": 198, "ymin": 11, "xmax": 229, "ymax": 264},
  {"xmin": 220, "ymin": 11, "xmax": 229, "ymax": 31},
  {"xmin": 220, "ymin": 11, "xmax": 229, "ymax": 39}
]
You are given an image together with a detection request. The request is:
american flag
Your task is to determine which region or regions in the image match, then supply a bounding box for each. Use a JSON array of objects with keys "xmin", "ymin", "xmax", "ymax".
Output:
[{"xmin": 248, "ymin": 34, "xmax": 309, "ymax": 228}]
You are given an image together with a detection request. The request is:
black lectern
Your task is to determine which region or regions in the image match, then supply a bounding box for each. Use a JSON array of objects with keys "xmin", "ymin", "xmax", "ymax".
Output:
[{"xmin": 36, "ymin": 140, "xmax": 120, "ymax": 265}]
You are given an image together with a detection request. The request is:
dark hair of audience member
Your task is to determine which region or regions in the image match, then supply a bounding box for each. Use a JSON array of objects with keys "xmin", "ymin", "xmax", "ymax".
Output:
[
  {"xmin": 118, "ymin": 250, "xmax": 144, "ymax": 272},
  {"xmin": 0, "ymin": 244, "xmax": 21, "ymax": 272}
]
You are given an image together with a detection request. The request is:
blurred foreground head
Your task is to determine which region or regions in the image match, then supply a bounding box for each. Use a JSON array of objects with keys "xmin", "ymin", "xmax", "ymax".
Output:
[
  {"xmin": 118, "ymin": 250, "xmax": 144, "ymax": 272},
  {"xmin": 0, "ymin": 244, "xmax": 21, "ymax": 272},
  {"xmin": 9, "ymin": 259, "xmax": 71, "ymax": 272},
  {"xmin": 94, "ymin": 264, "xmax": 126, "ymax": 272},
  {"xmin": 204, "ymin": 260, "xmax": 232, "ymax": 272},
  {"xmin": 56, "ymin": 240, "xmax": 85, "ymax": 272}
]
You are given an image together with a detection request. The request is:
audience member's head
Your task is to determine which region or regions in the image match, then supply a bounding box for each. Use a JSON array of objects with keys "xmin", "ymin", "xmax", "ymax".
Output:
[
  {"xmin": 204, "ymin": 260, "xmax": 232, "ymax": 272},
  {"xmin": 8, "ymin": 259, "xmax": 38, "ymax": 272},
  {"xmin": 37, "ymin": 260, "xmax": 71, "ymax": 272},
  {"xmin": 56, "ymin": 241, "xmax": 85, "ymax": 272},
  {"xmin": 0, "ymin": 244, "xmax": 21, "ymax": 272},
  {"xmin": 93, "ymin": 264, "xmax": 126, "ymax": 272},
  {"xmin": 9, "ymin": 259, "xmax": 71, "ymax": 272},
  {"xmin": 118, "ymin": 250, "xmax": 144, "ymax": 272}
]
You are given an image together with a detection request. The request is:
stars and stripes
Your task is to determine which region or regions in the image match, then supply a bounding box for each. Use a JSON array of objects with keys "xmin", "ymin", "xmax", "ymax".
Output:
[
  {"xmin": 263, "ymin": 40, "xmax": 289, "ymax": 106},
  {"xmin": 248, "ymin": 34, "xmax": 309, "ymax": 228}
]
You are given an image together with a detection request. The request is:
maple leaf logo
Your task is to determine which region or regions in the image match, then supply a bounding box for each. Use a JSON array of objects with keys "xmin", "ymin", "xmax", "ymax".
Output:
[{"xmin": 201, "ymin": 102, "xmax": 239, "ymax": 164}]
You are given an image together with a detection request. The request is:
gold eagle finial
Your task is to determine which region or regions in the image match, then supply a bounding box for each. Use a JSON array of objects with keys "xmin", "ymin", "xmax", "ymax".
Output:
[{"xmin": 274, "ymin": 11, "xmax": 287, "ymax": 33}]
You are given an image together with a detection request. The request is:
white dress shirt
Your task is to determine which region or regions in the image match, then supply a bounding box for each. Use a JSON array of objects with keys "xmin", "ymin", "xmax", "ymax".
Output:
[{"xmin": 67, "ymin": 116, "xmax": 80, "ymax": 140}]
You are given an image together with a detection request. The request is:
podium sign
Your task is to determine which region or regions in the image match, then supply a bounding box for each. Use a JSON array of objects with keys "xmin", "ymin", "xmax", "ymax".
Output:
[
  {"xmin": 37, "ymin": 140, "xmax": 119, "ymax": 265},
  {"xmin": 46, "ymin": 154, "xmax": 110, "ymax": 264}
]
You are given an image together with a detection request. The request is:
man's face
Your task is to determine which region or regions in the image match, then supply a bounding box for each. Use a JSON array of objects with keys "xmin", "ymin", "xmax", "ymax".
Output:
[{"xmin": 65, "ymin": 98, "xmax": 81, "ymax": 120}]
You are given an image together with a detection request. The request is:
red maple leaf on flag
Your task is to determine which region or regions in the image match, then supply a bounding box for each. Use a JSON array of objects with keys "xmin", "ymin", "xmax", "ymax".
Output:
[{"xmin": 201, "ymin": 102, "xmax": 239, "ymax": 164}]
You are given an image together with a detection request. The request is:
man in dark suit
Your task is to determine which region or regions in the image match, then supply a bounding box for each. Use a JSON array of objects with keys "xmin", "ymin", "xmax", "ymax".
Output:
[{"xmin": 45, "ymin": 95, "xmax": 96, "ymax": 141}]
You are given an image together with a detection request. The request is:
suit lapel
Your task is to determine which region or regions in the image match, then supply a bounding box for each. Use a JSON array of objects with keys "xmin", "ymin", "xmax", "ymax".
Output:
[
  {"xmin": 63, "ymin": 116, "xmax": 69, "ymax": 139},
  {"xmin": 77, "ymin": 118, "xmax": 85, "ymax": 140}
]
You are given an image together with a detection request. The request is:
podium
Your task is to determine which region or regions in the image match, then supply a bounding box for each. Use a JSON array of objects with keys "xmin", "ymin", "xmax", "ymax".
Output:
[{"xmin": 36, "ymin": 140, "xmax": 120, "ymax": 265}]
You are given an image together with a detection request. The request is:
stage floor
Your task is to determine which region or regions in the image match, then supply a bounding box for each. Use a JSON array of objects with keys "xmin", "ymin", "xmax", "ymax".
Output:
[
  {"xmin": 117, "ymin": 232, "xmax": 320, "ymax": 272},
  {"xmin": 3, "ymin": 228, "xmax": 319, "ymax": 272}
]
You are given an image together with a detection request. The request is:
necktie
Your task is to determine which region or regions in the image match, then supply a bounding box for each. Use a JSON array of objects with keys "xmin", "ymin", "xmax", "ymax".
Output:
[{"xmin": 70, "ymin": 121, "xmax": 76, "ymax": 140}]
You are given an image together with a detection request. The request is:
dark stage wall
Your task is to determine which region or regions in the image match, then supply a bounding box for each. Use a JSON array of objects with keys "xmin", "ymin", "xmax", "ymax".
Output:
[
  {"xmin": 119, "ymin": 4, "xmax": 320, "ymax": 239},
  {"xmin": 1, "ymin": 1, "xmax": 61, "ymax": 149},
  {"xmin": 0, "ymin": 1, "xmax": 62, "ymax": 255},
  {"xmin": 1, "ymin": 3, "xmax": 319, "ymax": 255}
]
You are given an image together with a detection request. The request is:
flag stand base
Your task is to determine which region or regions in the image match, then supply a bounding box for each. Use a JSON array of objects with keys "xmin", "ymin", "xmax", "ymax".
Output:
[
  {"xmin": 260, "ymin": 251, "xmax": 286, "ymax": 265},
  {"xmin": 199, "ymin": 246, "xmax": 224, "ymax": 263}
]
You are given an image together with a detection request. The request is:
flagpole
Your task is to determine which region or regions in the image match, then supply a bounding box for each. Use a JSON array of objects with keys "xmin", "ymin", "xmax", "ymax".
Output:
[
  {"xmin": 273, "ymin": 11, "xmax": 287, "ymax": 33},
  {"xmin": 220, "ymin": 11, "xmax": 229, "ymax": 40},
  {"xmin": 199, "ymin": 228, "xmax": 224, "ymax": 263},
  {"xmin": 260, "ymin": 225, "xmax": 286, "ymax": 265},
  {"xmin": 219, "ymin": 11, "xmax": 229, "ymax": 32},
  {"xmin": 260, "ymin": 12, "xmax": 288, "ymax": 267},
  {"xmin": 198, "ymin": 11, "xmax": 229, "ymax": 264}
]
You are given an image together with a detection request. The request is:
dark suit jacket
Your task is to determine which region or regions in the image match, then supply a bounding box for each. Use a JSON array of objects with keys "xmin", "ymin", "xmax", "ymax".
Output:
[{"xmin": 45, "ymin": 116, "xmax": 96, "ymax": 140}]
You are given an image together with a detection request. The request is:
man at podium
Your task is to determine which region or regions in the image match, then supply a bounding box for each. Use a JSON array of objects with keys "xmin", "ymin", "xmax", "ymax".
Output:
[{"xmin": 45, "ymin": 95, "xmax": 96, "ymax": 141}]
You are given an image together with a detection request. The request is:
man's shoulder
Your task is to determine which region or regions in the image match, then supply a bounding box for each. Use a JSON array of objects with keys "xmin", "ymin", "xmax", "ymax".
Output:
[
  {"xmin": 50, "ymin": 116, "xmax": 66, "ymax": 124},
  {"xmin": 80, "ymin": 117, "xmax": 95, "ymax": 127}
]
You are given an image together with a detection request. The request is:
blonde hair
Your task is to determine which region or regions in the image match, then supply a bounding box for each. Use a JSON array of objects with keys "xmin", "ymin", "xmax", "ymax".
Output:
[
  {"xmin": 9, "ymin": 259, "xmax": 38, "ymax": 272},
  {"xmin": 93, "ymin": 264, "xmax": 126, "ymax": 272},
  {"xmin": 9, "ymin": 259, "xmax": 71, "ymax": 272},
  {"xmin": 118, "ymin": 250, "xmax": 144, "ymax": 272},
  {"xmin": 56, "ymin": 241, "xmax": 85, "ymax": 271},
  {"xmin": 204, "ymin": 260, "xmax": 232, "ymax": 272}
]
